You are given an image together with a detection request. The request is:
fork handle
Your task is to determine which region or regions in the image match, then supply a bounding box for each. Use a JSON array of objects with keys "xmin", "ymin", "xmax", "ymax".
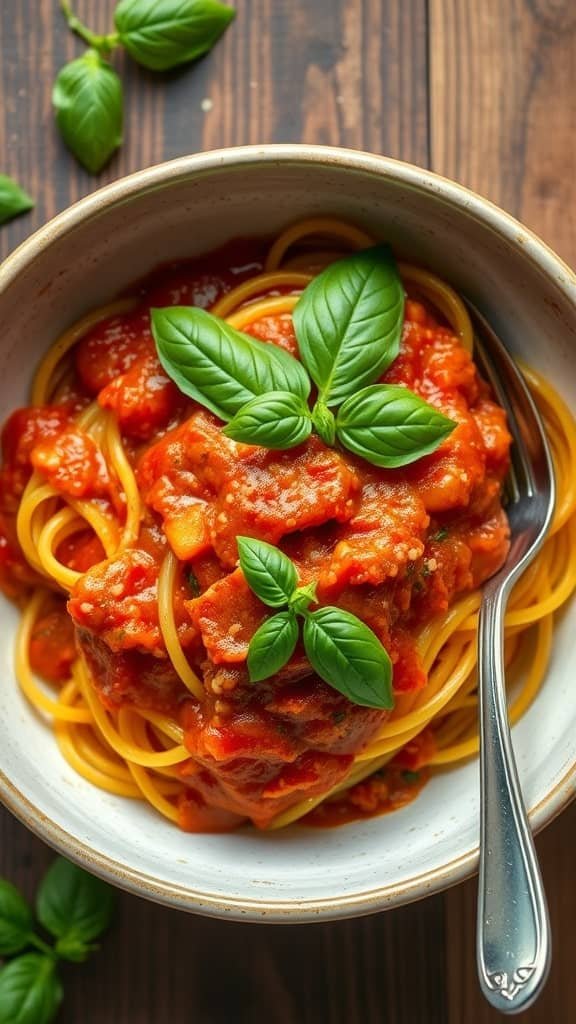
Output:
[{"xmin": 477, "ymin": 585, "xmax": 551, "ymax": 1013}]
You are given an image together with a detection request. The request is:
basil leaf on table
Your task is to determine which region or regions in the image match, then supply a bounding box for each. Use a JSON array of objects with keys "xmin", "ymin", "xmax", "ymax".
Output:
[
  {"xmin": 0, "ymin": 954, "xmax": 62, "ymax": 1024},
  {"xmin": 302, "ymin": 606, "xmax": 394, "ymax": 710},
  {"xmin": 293, "ymin": 245, "xmax": 404, "ymax": 407},
  {"xmin": 115, "ymin": 0, "xmax": 236, "ymax": 71},
  {"xmin": 0, "ymin": 880, "xmax": 33, "ymax": 955},
  {"xmin": 152, "ymin": 307, "xmax": 310, "ymax": 420},
  {"xmin": 247, "ymin": 610, "xmax": 299, "ymax": 682},
  {"xmin": 52, "ymin": 50, "xmax": 123, "ymax": 174},
  {"xmin": 336, "ymin": 384, "xmax": 456, "ymax": 468},
  {"xmin": 224, "ymin": 391, "xmax": 312, "ymax": 449},
  {"xmin": 0, "ymin": 175, "xmax": 34, "ymax": 226},
  {"xmin": 36, "ymin": 857, "xmax": 114, "ymax": 945},
  {"xmin": 237, "ymin": 536, "xmax": 298, "ymax": 607}
]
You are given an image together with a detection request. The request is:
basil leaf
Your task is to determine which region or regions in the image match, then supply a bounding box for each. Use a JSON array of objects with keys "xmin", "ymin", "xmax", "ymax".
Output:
[
  {"xmin": 152, "ymin": 307, "xmax": 310, "ymax": 421},
  {"xmin": 293, "ymin": 245, "xmax": 404, "ymax": 406},
  {"xmin": 247, "ymin": 611, "xmax": 299, "ymax": 682},
  {"xmin": 36, "ymin": 857, "xmax": 114, "ymax": 944},
  {"xmin": 115, "ymin": 0, "xmax": 235, "ymax": 71},
  {"xmin": 0, "ymin": 880, "xmax": 33, "ymax": 955},
  {"xmin": 224, "ymin": 391, "xmax": 312, "ymax": 449},
  {"xmin": 237, "ymin": 536, "xmax": 297, "ymax": 607},
  {"xmin": 336, "ymin": 384, "xmax": 456, "ymax": 468},
  {"xmin": 0, "ymin": 175, "xmax": 34, "ymax": 226},
  {"xmin": 0, "ymin": 954, "xmax": 62, "ymax": 1024},
  {"xmin": 302, "ymin": 607, "xmax": 393, "ymax": 710},
  {"xmin": 52, "ymin": 50, "xmax": 123, "ymax": 174}
]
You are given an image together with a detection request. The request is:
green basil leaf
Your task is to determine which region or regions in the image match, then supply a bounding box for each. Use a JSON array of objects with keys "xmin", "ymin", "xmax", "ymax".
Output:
[
  {"xmin": 311, "ymin": 400, "xmax": 336, "ymax": 446},
  {"xmin": 115, "ymin": 0, "xmax": 235, "ymax": 71},
  {"xmin": 36, "ymin": 857, "xmax": 114, "ymax": 944},
  {"xmin": 52, "ymin": 50, "xmax": 123, "ymax": 174},
  {"xmin": 237, "ymin": 536, "xmax": 297, "ymax": 607},
  {"xmin": 289, "ymin": 582, "xmax": 318, "ymax": 615},
  {"xmin": 293, "ymin": 245, "xmax": 404, "ymax": 406},
  {"xmin": 336, "ymin": 384, "xmax": 456, "ymax": 468},
  {"xmin": 0, "ymin": 880, "xmax": 33, "ymax": 955},
  {"xmin": 0, "ymin": 955, "xmax": 62, "ymax": 1024},
  {"xmin": 224, "ymin": 391, "xmax": 312, "ymax": 449},
  {"xmin": 0, "ymin": 176, "xmax": 34, "ymax": 227},
  {"xmin": 152, "ymin": 307, "xmax": 310, "ymax": 421},
  {"xmin": 302, "ymin": 606, "xmax": 393, "ymax": 710},
  {"xmin": 247, "ymin": 611, "xmax": 299, "ymax": 682}
]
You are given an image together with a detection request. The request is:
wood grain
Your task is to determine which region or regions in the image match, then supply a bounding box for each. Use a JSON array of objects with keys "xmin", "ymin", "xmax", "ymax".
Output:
[{"xmin": 430, "ymin": 0, "xmax": 576, "ymax": 266}]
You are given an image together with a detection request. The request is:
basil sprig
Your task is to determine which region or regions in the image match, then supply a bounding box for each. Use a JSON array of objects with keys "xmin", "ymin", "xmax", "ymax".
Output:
[
  {"xmin": 0, "ymin": 175, "xmax": 34, "ymax": 227},
  {"xmin": 54, "ymin": 2, "xmax": 234, "ymax": 174},
  {"xmin": 153, "ymin": 247, "xmax": 457, "ymax": 470},
  {"xmin": 238, "ymin": 537, "xmax": 393, "ymax": 710},
  {"xmin": 114, "ymin": 0, "xmax": 236, "ymax": 71},
  {"xmin": 52, "ymin": 50, "xmax": 123, "ymax": 174},
  {"xmin": 0, "ymin": 856, "xmax": 115, "ymax": 1024}
]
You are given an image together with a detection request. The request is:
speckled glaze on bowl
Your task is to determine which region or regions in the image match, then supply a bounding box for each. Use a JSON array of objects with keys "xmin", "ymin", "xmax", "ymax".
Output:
[{"xmin": 1, "ymin": 146, "xmax": 575, "ymax": 922}]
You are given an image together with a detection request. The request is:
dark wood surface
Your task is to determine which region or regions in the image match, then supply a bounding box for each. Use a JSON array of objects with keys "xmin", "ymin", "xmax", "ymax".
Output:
[{"xmin": 0, "ymin": 2, "xmax": 575, "ymax": 1021}]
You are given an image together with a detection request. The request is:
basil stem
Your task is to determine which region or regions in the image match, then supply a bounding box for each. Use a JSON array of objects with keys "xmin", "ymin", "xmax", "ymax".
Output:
[
  {"xmin": 60, "ymin": 1, "xmax": 119, "ymax": 57},
  {"xmin": 311, "ymin": 400, "xmax": 336, "ymax": 446}
]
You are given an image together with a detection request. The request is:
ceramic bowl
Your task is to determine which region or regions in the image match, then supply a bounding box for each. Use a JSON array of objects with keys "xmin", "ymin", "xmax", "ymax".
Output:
[{"xmin": 1, "ymin": 146, "xmax": 575, "ymax": 922}]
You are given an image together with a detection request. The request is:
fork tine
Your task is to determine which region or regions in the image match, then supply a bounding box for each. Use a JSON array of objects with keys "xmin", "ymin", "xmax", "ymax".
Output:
[{"xmin": 464, "ymin": 301, "xmax": 553, "ymax": 504}]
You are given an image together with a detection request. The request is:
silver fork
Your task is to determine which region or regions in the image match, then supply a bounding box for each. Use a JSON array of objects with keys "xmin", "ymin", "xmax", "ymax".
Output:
[{"xmin": 467, "ymin": 303, "xmax": 555, "ymax": 1014}]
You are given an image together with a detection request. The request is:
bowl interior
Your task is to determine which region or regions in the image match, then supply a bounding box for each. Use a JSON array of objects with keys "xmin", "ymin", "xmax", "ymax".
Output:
[{"xmin": 1, "ymin": 148, "xmax": 575, "ymax": 920}]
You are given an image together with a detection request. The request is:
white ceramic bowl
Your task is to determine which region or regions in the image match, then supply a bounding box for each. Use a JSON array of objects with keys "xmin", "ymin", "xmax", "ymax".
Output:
[{"xmin": 1, "ymin": 146, "xmax": 575, "ymax": 922}]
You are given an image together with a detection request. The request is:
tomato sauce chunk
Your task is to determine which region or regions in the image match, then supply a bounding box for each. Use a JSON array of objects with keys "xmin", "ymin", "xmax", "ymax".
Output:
[
  {"xmin": 1, "ymin": 406, "xmax": 71, "ymax": 513},
  {"xmin": 31, "ymin": 426, "xmax": 109, "ymax": 499},
  {"xmin": 179, "ymin": 674, "xmax": 384, "ymax": 827},
  {"xmin": 75, "ymin": 311, "xmax": 152, "ymax": 394},
  {"xmin": 138, "ymin": 411, "xmax": 360, "ymax": 566},
  {"xmin": 69, "ymin": 549, "xmax": 163, "ymax": 653},
  {"xmin": 29, "ymin": 603, "xmax": 76, "ymax": 683}
]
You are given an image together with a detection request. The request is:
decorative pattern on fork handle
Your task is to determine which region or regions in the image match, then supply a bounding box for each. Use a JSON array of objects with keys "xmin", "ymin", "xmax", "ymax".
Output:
[{"xmin": 485, "ymin": 966, "xmax": 537, "ymax": 1002}]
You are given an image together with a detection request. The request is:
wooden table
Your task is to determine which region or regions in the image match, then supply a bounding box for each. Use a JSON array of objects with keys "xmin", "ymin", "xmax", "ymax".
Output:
[{"xmin": 1, "ymin": 2, "xmax": 575, "ymax": 1021}]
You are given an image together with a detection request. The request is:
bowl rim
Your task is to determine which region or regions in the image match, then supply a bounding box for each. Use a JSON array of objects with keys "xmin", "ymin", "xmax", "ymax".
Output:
[{"xmin": 1, "ymin": 143, "xmax": 575, "ymax": 922}]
